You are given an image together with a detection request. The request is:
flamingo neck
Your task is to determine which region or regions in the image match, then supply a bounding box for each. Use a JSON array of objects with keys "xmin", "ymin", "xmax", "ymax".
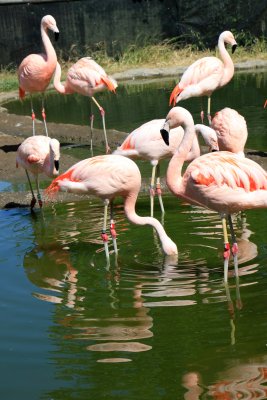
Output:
[
  {"xmin": 218, "ymin": 35, "xmax": 234, "ymax": 86},
  {"xmin": 166, "ymin": 119, "xmax": 196, "ymax": 196},
  {"xmin": 123, "ymin": 193, "xmax": 177, "ymax": 255},
  {"xmin": 53, "ymin": 62, "xmax": 67, "ymax": 94},
  {"xmin": 41, "ymin": 23, "xmax": 57, "ymax": 65}
]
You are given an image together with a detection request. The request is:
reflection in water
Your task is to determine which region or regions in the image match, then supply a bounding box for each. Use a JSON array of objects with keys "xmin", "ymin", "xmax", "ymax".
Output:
[{"xmin": 183, "ymin": 364, "xmax": 267, "ymax": 400}]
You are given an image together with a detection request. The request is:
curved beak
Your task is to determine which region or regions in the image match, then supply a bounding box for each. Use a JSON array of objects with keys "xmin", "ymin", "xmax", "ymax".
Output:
[
  {"xmin": 232, "ymin": 44, "xmax": 237, "ymax": 54},
  {"xmin": 54, "ymin": 160, "xmax": 59, "ymax": 171},
  {"xmin": 160, "ymin": 121, "xmax": 170, "ymax": 146},
  {"xmin": 54, "ymin": 31, "xmax": 59, "ymax": 41}
]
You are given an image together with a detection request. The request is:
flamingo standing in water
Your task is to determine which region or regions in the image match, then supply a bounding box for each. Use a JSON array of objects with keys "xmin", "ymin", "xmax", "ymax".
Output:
[
  {"xmin": 169, "ymin": 31, "xmax": 237, "ymax": 125},
  {"xmin": 53, "ymin": 58, "xmax": 117, "ymax": 154},
  {"xmin": 18, "ymin": 15, "xmax": 59, "ymax": 136},
  {"xmin": 114, "ymin": 119, "xmax": 218, "ymax": 216},
  {"xmin": 210, "ymin": 107, "xmax": 248, "ymax": 269},
  {"xmin": 160, "ymin": 106, "xmax": 267, "ymax": 282},
  {"xmin": 45, "ymin": 155, "xmax": 178, "ymax": 261},
  {"xmin": 16, "ymin": 135, "xmax": 60, "ymax": 209}
]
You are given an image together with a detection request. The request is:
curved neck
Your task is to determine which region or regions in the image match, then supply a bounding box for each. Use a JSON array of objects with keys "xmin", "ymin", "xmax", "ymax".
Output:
[
  {"xmin": 41, "ymin": 23, "xmax": 57, "ymax": 64},
  {"xmin": 218, "ymin": 35, "xmax": 234, "ymax": 86},
  {"xmin": 53, "ymin": 62, "xmax": 68, "ymax": 94},
  {"xmin": 166, "ymin": 117, "xmax": 196, "ymax": 196},
  {"xmin": 123, "ymin": 193, "xmax": 176, "ymax": 255}
]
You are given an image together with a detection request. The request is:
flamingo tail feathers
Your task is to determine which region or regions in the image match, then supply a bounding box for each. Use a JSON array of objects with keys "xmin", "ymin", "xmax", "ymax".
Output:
[{"xmin": 169, "ymin": 85, "xmax": 183, "ymax": 106}]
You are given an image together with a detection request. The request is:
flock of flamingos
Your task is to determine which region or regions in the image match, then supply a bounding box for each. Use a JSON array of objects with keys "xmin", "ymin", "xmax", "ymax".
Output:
[{"xmin": 15, "ymin": 15, "xmax": 267, "ymax": 282}]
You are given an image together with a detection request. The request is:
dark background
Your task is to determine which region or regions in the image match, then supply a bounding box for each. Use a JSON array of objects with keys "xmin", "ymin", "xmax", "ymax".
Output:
[{"xmin": 0, "ymin": 0, "xmax": 266, "ymax": 67}]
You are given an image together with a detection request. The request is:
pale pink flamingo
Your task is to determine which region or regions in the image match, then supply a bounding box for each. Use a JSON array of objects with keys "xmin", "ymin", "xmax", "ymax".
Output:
[
  {"xmin": 18, "ymin": 15, "xmax": 59, "ymax": 136},
  {"xmin": 169, "ymin": 31, "xmax": 237, "ymax": 124},
  {"xmin": 160, "ymin": 106, "xmax": 267, "ymax": 282},
  {"xmin": 45, "ymin": 155, "xmax": 178, "ymax": 261},
  {"xmin": 211, "ymin": 107, "xmax": 248, "ymax": 156},
  {"xmin": 113, "ymin": 119, "xmax": 218, "ymax": 216},
  {"xmin": 210, "ymin": 107, "xmax": 248, "ymax": 268},
  {"xmin": 53, "ymin": 57, "xmax": 117, "ymax": 154},
  {"xmin": 16, "ymin": 135, "xmax": 60, "ymax": 209}
]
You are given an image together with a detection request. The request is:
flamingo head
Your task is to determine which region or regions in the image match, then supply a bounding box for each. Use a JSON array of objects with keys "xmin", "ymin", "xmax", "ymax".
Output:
[
  {"xmin": 161, "ymin": 106, "xmax": 194, "ymax": 146},
  {"xmin": 49, "ymin": 138, "xmax": 60, "ymax": 177},
  {"xmin": 220, "ymin": 31, "xmax": 237, "ymax": 53},
  {"xmin": 194, "ymin": 124, "xmax": 219, "ymax": 152},
  {"xmin": 41, "ymin": 15, "xmax": 59, "ymax": 41}
]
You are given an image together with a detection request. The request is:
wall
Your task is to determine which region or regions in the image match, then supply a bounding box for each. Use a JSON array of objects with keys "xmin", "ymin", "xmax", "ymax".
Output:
[{"xmin": 0, "ymin": 0, "xmax": 266, "ymax": 67}]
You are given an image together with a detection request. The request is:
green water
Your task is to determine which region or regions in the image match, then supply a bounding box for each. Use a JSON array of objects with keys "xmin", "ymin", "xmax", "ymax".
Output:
[{"xmin": 1, "ymin": 71, "xmax": 267, "ymax": 399}]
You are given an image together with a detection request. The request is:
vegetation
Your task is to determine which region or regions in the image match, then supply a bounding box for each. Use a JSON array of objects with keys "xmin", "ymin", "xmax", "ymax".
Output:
[{"xmin": 1, "ymin": 32, "xmax": 267, "ymax": 93}]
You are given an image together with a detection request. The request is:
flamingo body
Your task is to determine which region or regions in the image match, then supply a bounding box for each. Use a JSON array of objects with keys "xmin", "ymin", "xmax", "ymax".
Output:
[
  {"xmin": 53, "ymin": 57, "xmax": 117, "ymax": 97},
  {"xmin": 18, "ymin": 15, "xmax": 59, "ymax": 97},
  {"xmin": 46, "ymin": 155, "xmax": 178, "ymax": 256},
  {"xmin": 16, "ymin": 135, "xmax": 60, "ymax": 178},
  {"xmin": 178, "ymin": 151, "xmax": 267, "ymax": 214},
  {"xmin": 211, "ymin": 107, "xmax": 248, "ymax": 155}
]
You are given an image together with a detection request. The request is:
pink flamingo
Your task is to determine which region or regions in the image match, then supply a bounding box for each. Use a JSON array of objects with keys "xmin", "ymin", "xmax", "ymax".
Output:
[
  {"xmin": 18, "ymin": 15, "xmax": 59, "ymax": 136},
  {"xmin": 16, "ymin": 135, "xmax": 60, "ymax": 209},
  {"xmin": 113, "ymin": 119, "xmax": 218, "ymax": 216},
  {"xmin": 53, "ymin": 58, "xmax": 118, "ymax": 154},
  {"xmin": 210, "ymin": 107, "xmax": 248, "ymax": 269},
  {"xmin": 45, "ymin": 155, "xmax": 178, "ymax": 261},
  {"xmin": 264, "ymin": 100, "xmax": 267, "ymax": 108},
  {"xmin": 211, "ymin": 107, "xmax": 248, "ymax": 156},
  {"xmin": 160, "ymin": 106, "xmax": 267, "ymax": 282},
  {"xmin": 169, "ymin": 31, "xmax": 237, "ymax": 124}
]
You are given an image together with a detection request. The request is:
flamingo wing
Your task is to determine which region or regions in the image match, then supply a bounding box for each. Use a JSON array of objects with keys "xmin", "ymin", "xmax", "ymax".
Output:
[{"xmin": 188, "ymin": 152, "xmax": 267, "ymax": 192}]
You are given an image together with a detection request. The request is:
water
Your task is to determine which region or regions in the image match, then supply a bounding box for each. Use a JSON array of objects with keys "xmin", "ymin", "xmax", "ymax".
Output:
[{"xmin": 1, "ymin": 70, "xmax": 267, "ymax": 399}]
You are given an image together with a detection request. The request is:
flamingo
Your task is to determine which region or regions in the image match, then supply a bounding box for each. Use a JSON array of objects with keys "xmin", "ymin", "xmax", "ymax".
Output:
[
  {"xmin": 210, "ymin": 107, "xmax": 248, "ymax": 269},
  {"xmin": 113, "ymin": 119, "xmax": 218, "ymax": 216},
  {"xmin": 18, "ymin": 15, "xmax": 59, "ymax": 136},
  {"xmin": 16, "ymin": 135, "xmax": 60, "ymax": 209},
  {"xmin": 169, "ymin": 31, "xmax": 237, "ymax": 125},
  {"xmin": 160, "ymin": 106, "xmax": 267, "ymax": 282},
  {"xmin": 53, "ymin": 58, "xmax": 117, "ymax": 154},
  {"xmin": 45, "ymin": 155, "xmax": 178, "ymax": 261},
  {"xmin": 211, "ymin": 107, "xmax": 248, "ymax": 156},
  {"xmin": 264, "ymin": 100, "xmax": 267, "ymax": 108}
]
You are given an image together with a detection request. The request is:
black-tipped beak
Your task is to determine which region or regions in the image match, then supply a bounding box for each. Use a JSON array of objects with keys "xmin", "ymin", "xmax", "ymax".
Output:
[
  {"xmin": 211, "ymin": 148, "xmax": 218, "ymax": 152},
  {"xmin": 232, "ymin": 44, "xmax": 237, "ymax": 54},
  {"xmin": 160, "ymin": 128, "xmax": 170, "ymax": 146},
  {"xmin": 54, "ymin": 32, "xmax": 59, "ymax": 41},
  {"xmin": 54, "ymin": 160, "xmax": 59, "ymax": 171}
]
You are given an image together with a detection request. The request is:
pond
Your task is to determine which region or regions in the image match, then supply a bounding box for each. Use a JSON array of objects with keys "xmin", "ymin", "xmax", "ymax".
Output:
[{"xmin": 1, "ymin": 70, "xmax": 267, "ymax": 400}]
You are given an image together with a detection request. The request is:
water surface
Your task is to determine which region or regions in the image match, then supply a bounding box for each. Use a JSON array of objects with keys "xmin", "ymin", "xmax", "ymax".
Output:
[{"xmin": 1, "ymin": 70, "xmax": 267, "ymax": 399}]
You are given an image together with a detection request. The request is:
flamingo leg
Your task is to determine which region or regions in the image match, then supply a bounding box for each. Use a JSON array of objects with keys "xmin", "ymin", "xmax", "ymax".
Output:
[
  {"xmin": 35, "ymin": 175, "xmax": 43, "ymax": 208},
  {"xmin": 207, "ymin": 97, "xmax": 212, "ymax": 126},
  {"xmin": 101, "ymin": 199, "xmax": 110, "ymax": 261},
  {"xmin": 91, "ymin": 96, "xmax": 110, "ymax": 154},
  {"xmin": 200, "ymin": 98, "xmax": 204, "ymax": 123},
  {"xmin": 41, "ymin": 94, "xmax": 48, "ymax": 136},
  {"xmin": 156, "ymin": 163, "xmax": 165, "ymax": 214},
  {"xmin": 150, "ymin": 164, "xmax": 157, "ymax": 217},
  {"xmin": 221, "ymin": 215, "xmax": 230, "ymax": 282},
  {"xmin": 228, "ymin": 215, "xmax": 239, "ymax": 278},
  {"xmin": 25, "ymin": 169, "xmax": 36, "ymax": 209},
  {"xmin": 89, "ymin": 113, "xmax": 94, "ymax": 156},
  {"xmin": 110, "ymin": 200, "xmax": 118, "ymax": 255},
  {"xmin": 30, "ymin": 95, "xmax": 36, "ymax": 136}
]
